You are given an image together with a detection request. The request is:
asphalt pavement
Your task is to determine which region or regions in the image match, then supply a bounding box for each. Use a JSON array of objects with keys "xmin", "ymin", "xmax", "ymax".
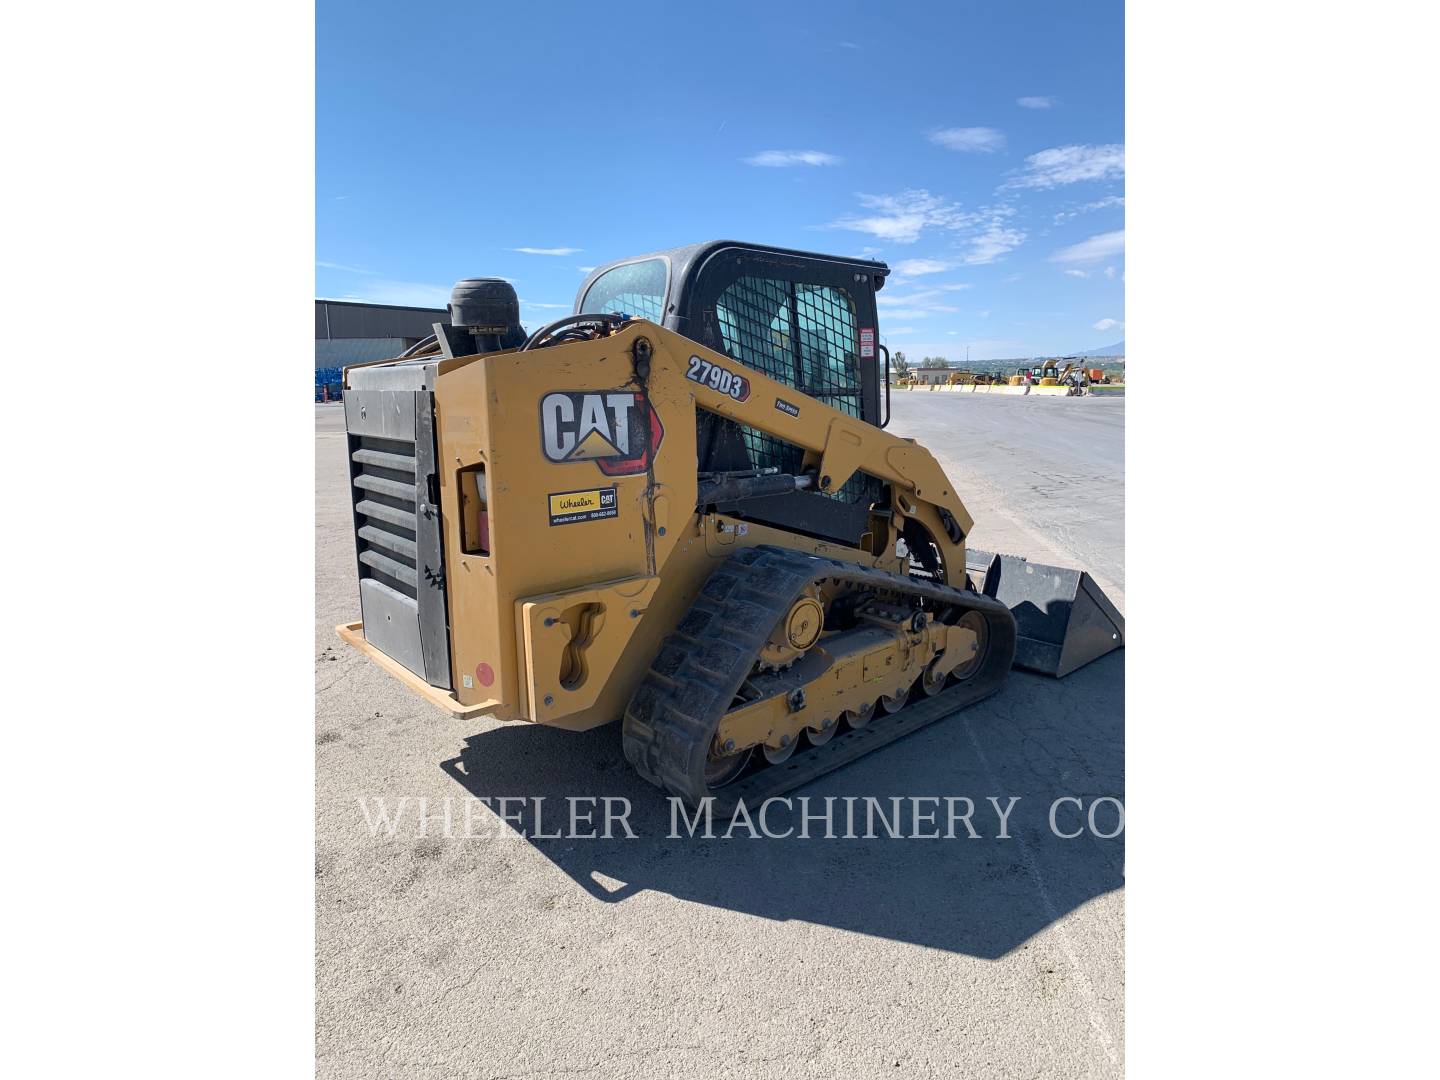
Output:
[{"xmin": 885, "ymin": 390, "xmax": 1125, "ymax": 611}]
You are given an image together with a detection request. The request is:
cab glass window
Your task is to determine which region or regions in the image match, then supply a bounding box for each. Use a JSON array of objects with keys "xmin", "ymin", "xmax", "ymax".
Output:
[{"xmin": 580, "ymin": 258, "xmax": 668, "ymax": 322}]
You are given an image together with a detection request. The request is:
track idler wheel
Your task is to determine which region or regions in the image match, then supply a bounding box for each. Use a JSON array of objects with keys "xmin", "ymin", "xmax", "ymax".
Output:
[
  {"xmin": 806, "ymin": 715, "xmax": 838, "ymax": 747},
  {"xmin": 950, "ymin": 610, "xmax": 991, "ymax": 681},
  {"xmin": 844, "ymin": 700, "xmax": 876, "ymax": 730},
  {"xmin": 704, "ymin": 743, "xmax": 752, "ymax": 788},
  {"xmin": 762, "ymin": 734, "xmax": 798, "ymax": 765},
  {"xmin": 879, "ymin": 682, "xmax": 912, "ymax": 714},
  {"xmin": 920, "ymin": 657, "xmax": 949, "ymax": 696}
]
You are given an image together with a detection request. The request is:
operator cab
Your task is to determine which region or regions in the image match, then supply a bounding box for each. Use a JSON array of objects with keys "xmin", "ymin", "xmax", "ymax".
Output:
[
  {"xmin": 574, "ymin": 242, "xmax": 895, "ymax": 548},
  {"xmin": 576, "ymin": 241, "xmax": 889, "ymax": 425}
]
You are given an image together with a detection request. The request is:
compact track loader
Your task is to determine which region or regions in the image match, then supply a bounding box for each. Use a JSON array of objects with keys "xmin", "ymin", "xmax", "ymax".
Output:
[{"xmin": 337, "ymin": 242, "xmax": 1123, "ymax": 807}]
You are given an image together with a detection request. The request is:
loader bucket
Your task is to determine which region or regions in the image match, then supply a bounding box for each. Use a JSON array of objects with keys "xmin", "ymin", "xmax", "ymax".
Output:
[{"xmin": 965, "ymin": 550, "xmax": 1125, "ymax": 677}]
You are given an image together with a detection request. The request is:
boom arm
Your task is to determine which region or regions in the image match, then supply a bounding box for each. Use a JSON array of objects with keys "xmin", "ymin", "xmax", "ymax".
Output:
[{"xmin": 643, "ymin": 324, "xmax": 974, "ymax": 585}]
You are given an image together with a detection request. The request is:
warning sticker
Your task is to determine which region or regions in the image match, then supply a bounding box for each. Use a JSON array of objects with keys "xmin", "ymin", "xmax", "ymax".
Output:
[
  {"xmin": 548, "ymin": 487, "xmax": 618, "ymax": 526},
  {"xmin": 859, "ymin": 327, "xmax": 876, "ymax": 358}
]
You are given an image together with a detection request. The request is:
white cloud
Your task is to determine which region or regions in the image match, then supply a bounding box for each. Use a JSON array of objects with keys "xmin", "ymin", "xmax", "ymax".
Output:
[
  {"xmin": 513, "ymin": 246, "xmax": 582, "ymax": 256},
  {"xmin": 577, "ymin": 265, "xmax": 596, "ymax": 273},
  {"xmin": 939, "ymin": 283, "xmax": 973, "ymax": 291},
  {"xmin": 522, "ymin": 300, "xmax": 568, "ymax": 309},
  {"xmin": 316, "ymin": 260, "xmax": 372, "ymax": 274},
  {"xmin": 832, "ymin": 190, "xmax": 964, "ymax": 243},
  {"xmin": 831, "ymin": 191, "xmax": 1025, "ymax": 261},
  {"xmin": 839, "ymin": 41, "xmax": 860, "ymax": 49},
  {"xmin": 964, "ymin": 214, "xmax": 1026, "ymax": 264},
  {"xmin": 1052, "ymin": 194, "xmax": 1125, "ymax": 224},
  {"xmin": 876, "ymin": 287, "xmax": 963, "ymax": 319},
  {"xmin": 894, "ymin": 258, "xmax": 954, "ymax": 276},
  {"xmin": 1092, "ymin": 318, "xmax": 1123, "ymax": 331},
  {"xmin": 929, "ymin": 127, "xmax": 1006, "ymax": 153},
  {"xmin": 1007, "ymin": 144, "xmax": 1125, "ymax": 189},
  {"xmin": 1050, "ymin": 229, "xmax": 1125, "ymax": 264},
  {"xmin": 743, "ymin": 150, "xmax": 841, "ymax": 167},
  {"xmin": 1017, "ymin": 96, "xmax": 1054, "ymax": 109},
  {"xmin": 343, "ymin": 279, "xmax": 452, "ymax": 307},
  {"xmin": 1104, "ymin": 265, "xmax": 1117, "ymax": 279},
  {"xmin": 881, "ymin": 308, "xmax": 957, "ymax": 320},
  {"xmin": 1064, "ymin": 269, "xmax": 1090, "ymax": 278},
  {"xmin": 876, "ymin": 289, "xmax": 958, "ymax": 308}
]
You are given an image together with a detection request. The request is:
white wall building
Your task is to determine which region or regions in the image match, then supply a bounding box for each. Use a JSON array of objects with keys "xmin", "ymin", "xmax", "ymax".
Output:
[{"xmin": 907, "ymin": 366, "xmax": 957, "ymax": 385}]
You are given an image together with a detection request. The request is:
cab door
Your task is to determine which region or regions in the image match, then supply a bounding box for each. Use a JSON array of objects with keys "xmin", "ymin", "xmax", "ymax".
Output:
[
  {"xmin": 679, "ymin": 247, "xmax": 883, "ymax": 426},
  {"xmin": 674, "ymin": 246, "xmax": 888, "ymax": 546}
]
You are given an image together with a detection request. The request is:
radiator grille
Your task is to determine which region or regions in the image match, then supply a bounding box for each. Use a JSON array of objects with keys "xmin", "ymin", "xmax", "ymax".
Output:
[{"xmin": 351, "ymin": 435, "xmax": 419, "ymax": 600}]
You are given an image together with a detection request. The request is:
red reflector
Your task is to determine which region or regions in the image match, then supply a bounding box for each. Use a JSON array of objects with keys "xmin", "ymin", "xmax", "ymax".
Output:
[{"xmin": 475, "ymin": 662, "xmax": 494, "ymax": 687}]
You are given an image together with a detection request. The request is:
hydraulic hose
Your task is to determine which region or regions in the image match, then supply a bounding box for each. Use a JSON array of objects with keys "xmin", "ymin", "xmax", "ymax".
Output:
[
  {"xmin": 519, "ymin": 313, "xmax": 628, "ymax": 352},
  {"xmin": 397, "ymin": 334, "xmax": 438, "ymax": 359}
]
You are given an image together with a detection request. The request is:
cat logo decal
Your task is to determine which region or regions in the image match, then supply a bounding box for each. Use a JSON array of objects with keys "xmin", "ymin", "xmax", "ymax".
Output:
[{"xmin": 539, "ymin": 391, "xmax": 665, "ymax": 476}]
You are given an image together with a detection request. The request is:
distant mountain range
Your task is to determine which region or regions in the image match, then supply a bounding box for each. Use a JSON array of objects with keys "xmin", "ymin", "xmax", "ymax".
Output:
[{"xmin": 1070, "ymin": 340, "xmax": 1125, "ymax": 358}]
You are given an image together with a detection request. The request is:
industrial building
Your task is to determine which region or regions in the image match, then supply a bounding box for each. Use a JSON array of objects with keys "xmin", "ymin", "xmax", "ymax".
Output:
[
  {"xmin": 315, "ymin": 299, "xmax": 446, "ymax": 400},
  {"xmin": 315, "ymin": 299, "xmax": 445, "ymax": 367}
]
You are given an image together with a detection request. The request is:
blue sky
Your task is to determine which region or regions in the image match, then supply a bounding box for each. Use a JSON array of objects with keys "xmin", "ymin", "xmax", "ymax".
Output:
[{"xmin": 317, "ymin": 0, "xmax": 1123, "ymax": 362}]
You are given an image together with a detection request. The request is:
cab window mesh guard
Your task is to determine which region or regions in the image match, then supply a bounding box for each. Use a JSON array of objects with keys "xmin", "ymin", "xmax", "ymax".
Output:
[
  {"xmin": 715, "ymin": 276, "xmax": 862, "ymax": 416},
  {"xmin": 711, "ymin": 276, "xmax": 880, "ymax": 507}
]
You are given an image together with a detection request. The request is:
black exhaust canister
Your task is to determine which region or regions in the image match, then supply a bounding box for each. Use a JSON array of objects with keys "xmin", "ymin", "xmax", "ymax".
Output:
[{"xmin": 434, "ymin": 278, "xmax": 526, "ymax": 357}]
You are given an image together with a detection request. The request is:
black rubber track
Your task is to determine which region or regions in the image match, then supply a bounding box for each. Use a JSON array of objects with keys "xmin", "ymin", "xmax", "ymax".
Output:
[{"xmin": 622, "ymin": 545, "xmax": 1018, "ymax": 809}]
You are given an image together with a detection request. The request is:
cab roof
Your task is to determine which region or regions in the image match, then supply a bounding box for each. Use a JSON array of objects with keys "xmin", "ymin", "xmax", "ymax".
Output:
[{"xmin": 573, "ymin": 240, "xmax": 890, "ymax": 314}]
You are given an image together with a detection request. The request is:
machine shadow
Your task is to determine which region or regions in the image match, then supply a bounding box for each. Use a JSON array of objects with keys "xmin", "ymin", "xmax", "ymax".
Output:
[{"xmin": 440, "ymin": 652, "xmax": 1124, "ymax": 960}]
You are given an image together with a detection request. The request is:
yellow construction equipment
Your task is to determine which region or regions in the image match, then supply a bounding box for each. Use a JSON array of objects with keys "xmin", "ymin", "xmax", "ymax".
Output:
[
  {"xmin": 1001, "ymin": 360, "xmax": 1089, "ymax": 394},
  {"xmin": 337, "ymin": 242, "xmax": 1123, "ymax": 806}
]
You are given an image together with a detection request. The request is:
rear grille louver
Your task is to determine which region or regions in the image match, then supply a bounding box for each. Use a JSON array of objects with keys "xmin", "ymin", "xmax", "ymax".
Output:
[
  {"xmin": 351, "ymin": 435, "xmax": 420, "ymax": 601},
  {"xmin": 343, "ymin": 382, "xmax": 452, "ymax": 690}
]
